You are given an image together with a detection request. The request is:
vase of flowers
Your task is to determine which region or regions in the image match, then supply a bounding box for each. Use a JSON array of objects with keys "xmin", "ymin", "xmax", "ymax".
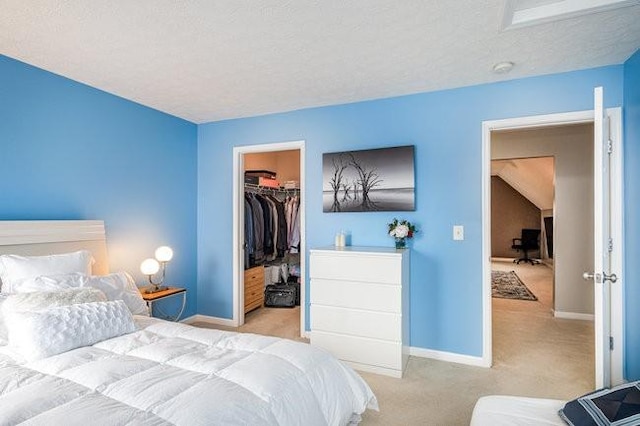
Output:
[{"xmin": 388, "ymin": 218, "xmax": 417, "ymax": 249}]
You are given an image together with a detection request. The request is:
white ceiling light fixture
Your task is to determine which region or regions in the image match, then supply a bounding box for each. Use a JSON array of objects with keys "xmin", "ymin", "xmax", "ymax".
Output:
[
  {"xmin": 493, "ymin": 61, "xmax": 515, "ymax": 74},
  {"xmin": 502, "ymin": 0, "xmax": 640, "ymax": 30}
]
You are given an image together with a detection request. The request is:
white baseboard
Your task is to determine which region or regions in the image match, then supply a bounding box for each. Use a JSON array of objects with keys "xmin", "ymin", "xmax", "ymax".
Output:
[
  {"xmin": 553, "ymin": 310, "xmax": 594, "ymax": 321},
  {"xmin": 183, "ymin": 315, "xmax": 310, "ymax": 340},
  {"xmin": 181, "ymin": 314, "xmax": 238, "ymax": 327},
  {"xmin": 409, "ymin": 346, "xmax": 489, "ymax": 368},
  {"xmin": 343, "ymin": 360, "xmax": 403, "ymax": 378},
  {"xmin": 491, "ymin": 257, "xmax": 517, "ymax": 262}
]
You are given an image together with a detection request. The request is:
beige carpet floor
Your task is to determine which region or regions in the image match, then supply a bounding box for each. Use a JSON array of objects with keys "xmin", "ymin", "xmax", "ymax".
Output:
[
  {"xmin": 191, "ymin": 260, "xmax": 594, "ymax": 425},
  {"xmin": 192, "ymin": 305, "xmax": 308, "ymax": 342}
]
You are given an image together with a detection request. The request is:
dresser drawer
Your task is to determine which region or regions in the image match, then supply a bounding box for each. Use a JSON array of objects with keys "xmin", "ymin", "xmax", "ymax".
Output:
[
  {"xmin": 245, "ymin": 284, "xmax": 263, "ymax": 303},
  {"xmin": 311, "ymin": 331, "xmax": 402, "ymax": 370},
  {"xmin": 311, "ymin": 278, "xmax": 401, "ymax": 313},
  {"xmin": 310, "ymin": 252, "xmax": 402, "ymax": 284},
  {"xmin": 245, "ymin": 276, "xmax": 263, "ymax": 293},
  {"xmin": 244, "ymin": 266, "xmax": 264, "ymax": 313},
  {"xmin": 244, "ymin": 287, "xmax": 263, "ymax": 313},
  {"xmin": 245, "ymin": 297, "xmax": 263, "ymax": 313},
  {"xmin": 244, "ymin": 266, "xmax": 264, "ymax": 286},
  {"xmin": 311, "ymin": 305, "xmax": 401, "ymax": 341}
]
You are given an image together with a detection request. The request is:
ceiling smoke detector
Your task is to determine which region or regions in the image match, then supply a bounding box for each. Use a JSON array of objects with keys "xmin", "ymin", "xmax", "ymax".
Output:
[{"xmin": 493, "ymin": 61, "xmax": 515, "ymax": 74}]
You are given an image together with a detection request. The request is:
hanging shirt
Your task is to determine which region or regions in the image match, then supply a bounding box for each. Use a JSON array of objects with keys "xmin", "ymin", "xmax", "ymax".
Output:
[
  {"xmin": 248, "ymin": 194, "xmax": 265, "ymax": 265},
  {"xmin": 244, "ymin": 197, "xmax": 254, "ymax": 268},
  {"xmin": 264, "ymin": 196, "xmax": 279, "ymax": 262},
  {"xmin": 268, "ymin": 195, "xmax": 288, "ymax": 258},
  {"xmin": 256, "ymin": 194, "xmax": 274, "ymax": 258},
  {"xmin": 289, "ymin": 196, "xmax": 300, "ymax": 254}
]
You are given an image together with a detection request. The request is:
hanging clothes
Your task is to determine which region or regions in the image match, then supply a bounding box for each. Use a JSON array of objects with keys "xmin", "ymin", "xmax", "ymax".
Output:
[
  {"xmin": 247, "ymin": 194, "xmax": 265, "ymax": 266},
  {"xmin": 262, "ymin": 195, "xmax": 279, "ymax": 262},
  {"xmin": 244, "ymin": 197, "xmax": 254, "ymax": 267},
  {"xmin": 268, "ymin": 195, "xmax": 288, "ymax": 258},
  {"xmin": 283, "ymin": 195, "xmax": 300, "ymax": 254},
  {"xmin": 255, "ymin": 194, "xmax": 274, "ymax": 259},
  {"xmin": 244, "ymin": 188, "xmax": 300, "ymax": 268}
]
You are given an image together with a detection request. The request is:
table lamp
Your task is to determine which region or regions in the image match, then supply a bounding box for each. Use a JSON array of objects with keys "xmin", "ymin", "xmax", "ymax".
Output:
[{"xmin": 140, "ymin": 245, "xmax": 173, "ymax": 293}]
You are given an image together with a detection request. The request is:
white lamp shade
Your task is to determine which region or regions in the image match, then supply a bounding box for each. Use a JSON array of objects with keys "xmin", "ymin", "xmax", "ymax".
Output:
[
  {"xmin": 155, "ymin": 246, "xmax": 174, "ymax": 262},
  {"xmin": 140, "ymin": 258, "xmax": 160, "ymax": 275}
]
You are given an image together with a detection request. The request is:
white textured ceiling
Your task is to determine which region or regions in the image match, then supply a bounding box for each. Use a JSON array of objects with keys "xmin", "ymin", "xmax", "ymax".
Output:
[{"xmin": 1, "ymin": 1, "xmax": 639, "ymax": 123}]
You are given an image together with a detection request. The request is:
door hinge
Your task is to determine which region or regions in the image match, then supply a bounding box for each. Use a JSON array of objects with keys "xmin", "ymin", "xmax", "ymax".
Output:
[
  {"xmin": 606, "ymin": 115, "xmax": 613, "ymax": 154},
  {"xmin": 608, "ymin": 238, "xmax": 614, "ymax": 253},
  {"xmin": 610, "ymin": 336, "xmax": 614, "ymax": 351}
]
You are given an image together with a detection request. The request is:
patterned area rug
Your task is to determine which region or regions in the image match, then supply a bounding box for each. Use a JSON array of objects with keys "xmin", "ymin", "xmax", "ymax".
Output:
[{"xmin": 491, "ymin": 270, "xmax": 538, "ymax": 301}]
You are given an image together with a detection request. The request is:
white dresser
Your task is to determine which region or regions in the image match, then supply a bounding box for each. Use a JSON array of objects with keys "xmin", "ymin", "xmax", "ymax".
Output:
[{"xmin": 309, "ymin": 246, "xmax": 410, "ymax": 378}]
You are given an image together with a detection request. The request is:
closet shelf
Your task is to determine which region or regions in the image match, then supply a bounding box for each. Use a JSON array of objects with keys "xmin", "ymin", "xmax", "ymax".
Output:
[{"xmin": 245, "ymin": 183, "xmax": 300, "ymax": 196}]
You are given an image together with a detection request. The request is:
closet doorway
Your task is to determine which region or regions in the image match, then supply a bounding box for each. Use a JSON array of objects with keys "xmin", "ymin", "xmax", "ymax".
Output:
[{"xmin": 232, "ymin": 140, "xmax": 306, "ymax": 337}]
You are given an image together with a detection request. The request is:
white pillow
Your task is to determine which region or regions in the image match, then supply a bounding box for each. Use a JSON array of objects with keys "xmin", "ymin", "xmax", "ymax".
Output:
[
  {"xmin": 0, "ymin": 294, "xmax": 8, "ymax": 345},
  {"xmin": 11, "ymin": 272, "xmax": 149, "ymax": 316},
  {"xmin": 11, "ymin": 272, "xmax": 88, "ymax": 293},
  {"xmin": 2, "ymin": 288, "xmax": 107, "ymax": 313},
  {"xmin": 82, "ymin": 272, "xmax": 149, "ymax": 316},
  {"xmin": 0, "ymin": 251, "xmax": 94, "ymax": 293},
  {"xmin": 5, "ymin": 300, "xmax": 136, "ymax": 361}
]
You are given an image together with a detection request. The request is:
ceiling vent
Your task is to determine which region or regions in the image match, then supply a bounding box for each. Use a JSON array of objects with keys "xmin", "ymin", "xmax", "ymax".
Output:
[{"xmin": 501, "ymin": 0, "xmax": 640, "ymax": 30}]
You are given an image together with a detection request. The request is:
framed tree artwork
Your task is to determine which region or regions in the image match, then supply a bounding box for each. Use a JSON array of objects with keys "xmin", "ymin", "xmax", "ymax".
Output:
[{"xmin": 322, "ymin": 145, "xmax": 415, "ymax": 212}]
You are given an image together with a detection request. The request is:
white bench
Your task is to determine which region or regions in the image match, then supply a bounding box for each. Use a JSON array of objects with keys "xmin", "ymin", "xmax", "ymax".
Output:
[{"xmin": 470, "ymin": 395, "xmax": 566, "ymax": 425}]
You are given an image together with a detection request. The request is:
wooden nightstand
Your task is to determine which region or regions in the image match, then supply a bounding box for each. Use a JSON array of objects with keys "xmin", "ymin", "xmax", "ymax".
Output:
[{"xmin": 139, "ymin": 286, "xmax": 186, "ymax": 321}]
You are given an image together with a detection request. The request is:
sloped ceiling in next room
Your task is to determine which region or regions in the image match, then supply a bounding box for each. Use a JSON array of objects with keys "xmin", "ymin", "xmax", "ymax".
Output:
[{"xmin": 492, "ymin": 157, "xmax": 555, "ymax": 210}]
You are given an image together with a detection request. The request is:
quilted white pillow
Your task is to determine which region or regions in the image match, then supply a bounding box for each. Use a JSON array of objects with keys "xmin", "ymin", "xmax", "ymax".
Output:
[
  {"xmin": 0, "ymin": 288, "xmax": 106, "ymax": 346},
  {"xmin": 5, "ymin": 300, "xmax": 136, "ymax": 361},
  {"xmin": 11, "ymin": 272, "xmax": 149, "ymax": 316},
  {"xmin": 0, "ymin": 250, "xmax": 94, "ymax": 293}
]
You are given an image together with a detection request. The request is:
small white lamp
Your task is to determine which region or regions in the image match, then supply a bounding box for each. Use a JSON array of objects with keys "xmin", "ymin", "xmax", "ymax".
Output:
[
  {"xmin": 140, "ymin": 245, "xmax": 173, "ymax": 293},
  {"xmin": 155, "ymin": 246, "xmax": 174, "ymax": 263},
  {"xmin": 140, "ymin": 258, "xmax": 160, "ymax": 277}
]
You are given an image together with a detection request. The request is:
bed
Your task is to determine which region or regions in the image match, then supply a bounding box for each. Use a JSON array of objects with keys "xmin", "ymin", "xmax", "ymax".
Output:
[
  {"xmin": 472, "ymin": 383, "xmax": 640, "ymax": 426},
  {"xmin": 0, "ymin": 221, "xmax": 377, "ymax": 425}
]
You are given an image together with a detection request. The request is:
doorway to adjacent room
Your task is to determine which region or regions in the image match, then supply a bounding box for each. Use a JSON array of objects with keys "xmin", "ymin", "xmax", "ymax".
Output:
[{"xmin": 482, "ymin": 103, "xmax": 624, "ymax": 389}]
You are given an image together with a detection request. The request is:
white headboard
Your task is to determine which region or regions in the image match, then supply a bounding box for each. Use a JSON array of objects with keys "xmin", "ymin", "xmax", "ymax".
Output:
[{"xmin": 0, "ymin": 220, "xmax": 109, "ymax": 275}]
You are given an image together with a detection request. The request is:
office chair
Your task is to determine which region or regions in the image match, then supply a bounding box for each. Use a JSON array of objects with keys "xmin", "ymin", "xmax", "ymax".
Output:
[{"xmin": 511, "ymin": 229, "xmax": 541, "ymax": 265}]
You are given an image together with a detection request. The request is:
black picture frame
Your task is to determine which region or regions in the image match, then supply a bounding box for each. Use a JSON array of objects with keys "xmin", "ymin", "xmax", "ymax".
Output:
[{"xmin": 322, "ymin": 145, "xmax": 415, "ymax": 212}]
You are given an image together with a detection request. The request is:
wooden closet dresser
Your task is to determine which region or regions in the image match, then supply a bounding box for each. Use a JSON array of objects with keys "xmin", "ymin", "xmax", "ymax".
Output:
[{"xmin": 244, "ymin": 265, "xmax": 264, "ymax": 313}]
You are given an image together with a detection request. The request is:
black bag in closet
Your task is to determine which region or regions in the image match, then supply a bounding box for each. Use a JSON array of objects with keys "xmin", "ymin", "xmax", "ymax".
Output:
[{"xmin": 264, "ymin": 284, "xmax": 296, "ymax": 308}]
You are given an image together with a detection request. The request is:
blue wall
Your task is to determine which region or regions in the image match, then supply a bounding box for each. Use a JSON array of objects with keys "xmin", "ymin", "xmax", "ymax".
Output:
[
  {"xmin": 3, "ymin": 51, "xmax": 634, "ymax": 375},
  {"xmin": 624, "ymin": 50, "xmax": 640, "ymax": 380},
  {"xmin": 0, "ymin": 55, "xmax": 198, "ymax": 318},
  {"xmin": 198, "ymin": 66, "xmax": 624, "ymax": 358}
]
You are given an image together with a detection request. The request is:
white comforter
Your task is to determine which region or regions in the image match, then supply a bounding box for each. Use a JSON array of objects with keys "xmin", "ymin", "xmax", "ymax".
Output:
[{"xmin": 0, "ymin": 316, "xmax": 377, "ymax": 425}]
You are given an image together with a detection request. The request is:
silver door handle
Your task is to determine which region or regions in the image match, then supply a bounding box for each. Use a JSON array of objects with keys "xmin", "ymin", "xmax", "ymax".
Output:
[
  {"xmin": 583, "ymin": 272, "xmax": 602, "ymax": 283},
  {"xmin": 583, "ymin": 272, "xmax": 617, "ymax": 283}
]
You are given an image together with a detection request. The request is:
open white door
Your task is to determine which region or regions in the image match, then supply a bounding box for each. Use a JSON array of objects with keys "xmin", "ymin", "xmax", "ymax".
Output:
[{"xmin": 584, "ymin": 86, "xmax": 618, "ymax": 389}]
